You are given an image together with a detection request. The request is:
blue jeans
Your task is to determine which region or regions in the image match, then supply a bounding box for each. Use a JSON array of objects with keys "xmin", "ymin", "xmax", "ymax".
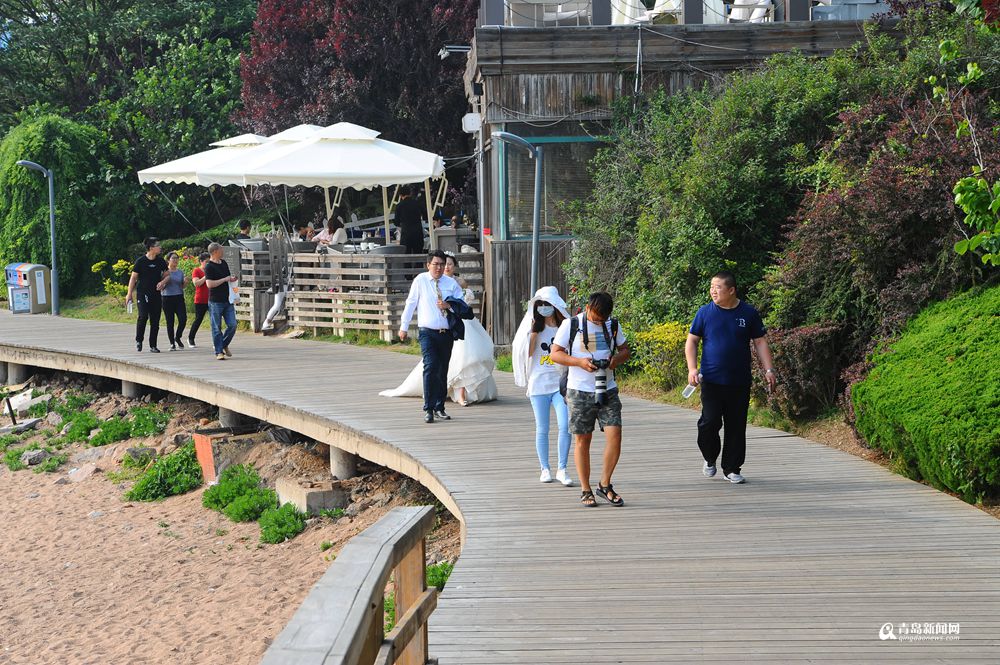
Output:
[
  {"xmin": 208, "ymin": 302, "xmax": 237, "ymax": 355},
  {"xmin": 418, "ymin": 328, "xmax": 453, "ymax": 412},
  {"xmin": 529, "ymin": 391, "xmax": 571, "ymax": 471}
]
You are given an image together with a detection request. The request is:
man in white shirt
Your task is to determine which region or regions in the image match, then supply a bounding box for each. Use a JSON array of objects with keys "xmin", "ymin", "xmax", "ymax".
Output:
[
  {"xmin": 399, "ymin": 250, "xmax": 464, "ymax": 423},
  {"xmin": 551, "ymin": 292, "xmax": 630, "ymax": 508}
]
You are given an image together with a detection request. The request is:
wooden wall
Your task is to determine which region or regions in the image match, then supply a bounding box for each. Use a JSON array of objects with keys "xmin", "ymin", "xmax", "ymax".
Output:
[{"xmin": 484, "ymin": 236, "xmax": 574, "ymax": 346}]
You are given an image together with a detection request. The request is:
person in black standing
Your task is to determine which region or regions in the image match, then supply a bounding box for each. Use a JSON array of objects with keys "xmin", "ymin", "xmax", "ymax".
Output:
[
  {"xmin": 395, "ymin": 185, "xmax": 426, "ymax": 254},
  {"xmin": 204, "ymin": 242, "xmax": 239, "ymax": 361},
  {"xmin": 126, "ymin": 238, "xmax": 168, "ymax": 353},
  {"xmin": 235, "ymin": 220, "xmax": 252, "ymax": 240}
]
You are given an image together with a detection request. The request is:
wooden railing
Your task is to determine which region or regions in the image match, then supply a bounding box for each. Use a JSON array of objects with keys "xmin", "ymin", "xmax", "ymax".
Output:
[
  {"xmin": 234, "ymin": 250, "xmax": 485, "ymax": 340},
  {"xmin": 261, "ymin": 506, "xmax": 439, "ymax": 665}
]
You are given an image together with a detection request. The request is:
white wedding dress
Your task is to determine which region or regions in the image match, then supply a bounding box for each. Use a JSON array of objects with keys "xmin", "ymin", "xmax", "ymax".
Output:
[{"xmin": 379, "ymin": 318, "xmax": 498, "ymax": 405}]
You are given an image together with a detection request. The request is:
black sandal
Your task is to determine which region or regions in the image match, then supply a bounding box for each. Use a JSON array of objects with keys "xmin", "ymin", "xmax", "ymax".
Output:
[
  {"xmin": 596, "ymin": 483, "xmax": 624, "ymax": 507},
  {"xmin": 580, "ymin": 490, "xmax": 598, "ymax": 508}
]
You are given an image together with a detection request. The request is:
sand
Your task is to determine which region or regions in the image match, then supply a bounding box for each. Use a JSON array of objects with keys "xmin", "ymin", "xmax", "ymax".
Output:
[{"xmin": 0, "ymin": 463, "xmax": 458, "ymax": 665}]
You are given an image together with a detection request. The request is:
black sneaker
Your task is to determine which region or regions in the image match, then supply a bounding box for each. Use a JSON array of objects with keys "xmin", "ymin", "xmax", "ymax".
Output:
[
  {"xmin": 187, "ymin": 338, "xmax": 196, "ymax": 348},
  {"xmin": 136, "ymin": 342, "xmax": 142, "ymax": 352},
  {"xmin": 169, "ymin": 344, "xmax": 176, "ymax": 351},
  {"xmin": 175, "ymin": 340, "xmax": 184, "ymax": 350},
  {"xmin": 434, "ymin": 409, "xmax": 451, "ymax": 421},
  {"xmin": 423, "ymin": 412, "xmax": 434, "ymax": 424},
  {"xmin": 149, "ymin": 347, "xmax": 161, "ymax": 353}
]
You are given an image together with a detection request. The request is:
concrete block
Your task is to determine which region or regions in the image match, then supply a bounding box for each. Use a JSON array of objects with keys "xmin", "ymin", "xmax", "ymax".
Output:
[
  {"xmin": 121, "ymin": 380, "xmax": 144, "ymax": 399},
  {"xmin": 276, "ymin": 477, "xmax": 349, "ymax": 516},
  {"xmin": 219, "ymin": 407, "xmax": 256, "ymax": 428},
  {"xmin": 0, "ymin": 362, "xmax": 7, "ymax": 384}
]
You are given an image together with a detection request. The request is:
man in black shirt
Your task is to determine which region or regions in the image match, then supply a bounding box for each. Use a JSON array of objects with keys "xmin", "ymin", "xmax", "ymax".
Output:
[
  {"xmin": 395, "ymin": 186, "xmax": 426, "ymax": 254},
  {"xmin": 126, "ymin": 238, "xmax": 168, "ymax": 352},
  {"xmin": 204, "ymin": 242, "xmax": 239, "ymax": 360},
  {"xmin": 235, "ymin": 220, "xmax": 252, "ymax": 240}
]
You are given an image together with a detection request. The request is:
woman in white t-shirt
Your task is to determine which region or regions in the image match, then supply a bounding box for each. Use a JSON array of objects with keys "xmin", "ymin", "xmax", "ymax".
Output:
[{"xmin": 513, "ymin": 286, "xmax": 573, "ymax": 486}]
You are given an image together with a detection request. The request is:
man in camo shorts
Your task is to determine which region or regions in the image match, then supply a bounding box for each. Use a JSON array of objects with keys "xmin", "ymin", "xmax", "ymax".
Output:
[{"xmin": 550, "ymin": 293, "xmax": 630, "ymax": 508}]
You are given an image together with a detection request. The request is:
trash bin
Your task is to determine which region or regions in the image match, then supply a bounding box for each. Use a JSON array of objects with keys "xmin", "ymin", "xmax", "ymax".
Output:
[{"xmin": 5, "ymin": 263, "xmax": 51, "ymax": 314}]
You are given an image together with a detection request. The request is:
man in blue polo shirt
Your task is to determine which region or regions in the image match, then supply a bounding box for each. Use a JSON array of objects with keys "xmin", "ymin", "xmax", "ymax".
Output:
[{"xmin": 685, "ymin": 271, "xmax": 776, "ymax": 483}]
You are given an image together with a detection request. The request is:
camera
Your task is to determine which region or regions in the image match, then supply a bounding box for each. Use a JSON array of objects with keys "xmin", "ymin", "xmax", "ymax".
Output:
[{"xmin": 592, "ymin": 358, "xmax": 611, "ymax": 405}]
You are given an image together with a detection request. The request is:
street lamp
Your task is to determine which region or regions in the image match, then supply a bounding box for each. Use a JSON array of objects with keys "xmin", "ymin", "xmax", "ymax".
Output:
[
  {"xmin": 491, "ymin": 131, "xmax": 543, "ymax": 296},
  {"xmin": 16, "ymin": 160, "xmax": 59, "ymax": 315}
]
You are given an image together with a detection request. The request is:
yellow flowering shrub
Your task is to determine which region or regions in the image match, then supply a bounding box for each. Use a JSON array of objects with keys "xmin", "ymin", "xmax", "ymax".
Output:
[{"xmin": 629, "ymin": 321, "xmax": 689, "ymax": 390}]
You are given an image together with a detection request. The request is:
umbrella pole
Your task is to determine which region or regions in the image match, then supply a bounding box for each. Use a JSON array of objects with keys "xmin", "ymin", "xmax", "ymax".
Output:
[
  {"xmin": 424, "ymin": 178, "xmax": 434, "ymax": 250},
  {"xmin": 382, "ymin": 186, "xmax": 391, "ymax": 243}
]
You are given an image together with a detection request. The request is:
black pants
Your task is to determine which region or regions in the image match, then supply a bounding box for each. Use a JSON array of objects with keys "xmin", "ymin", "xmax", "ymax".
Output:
[
  {"xmin": 162, "ymin": 294, "xmax": 187, "ymax": 345},
  {"xmin": 135, "ymin": 291, "xmax": 162, "ymax": 348},
  {"xmin": 189, "ymin": 303, "xmax": 208, "ymax": 343},
  {"xmin": 418, "ymin": 328, "xmax": 454, "ymax": 413},
  {"xmin": 697, "ymin": 381, "xmax": 751, "ymax": 475}
]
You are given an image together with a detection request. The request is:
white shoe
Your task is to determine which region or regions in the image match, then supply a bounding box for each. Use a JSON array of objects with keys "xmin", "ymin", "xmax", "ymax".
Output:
[
  {"xmin": 539, "ymin": 468, "xmax": 553, "ymax": 483},
  {"xmin": 724, "ymin": 472, "xmax": 746, "ymax": 484},
  {"xmin": 702, "ymin": 461, "xmax": 717, "ymax": 478},
  {"xmin": 556, "ymin": 468, "xmax": 573, "ymax": 486}
]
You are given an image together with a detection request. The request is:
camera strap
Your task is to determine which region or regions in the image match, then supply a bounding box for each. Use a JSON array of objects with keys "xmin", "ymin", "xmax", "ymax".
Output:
[{"xmin": 581, "ymin": 315, "xmax": 616, "ymax": 357}]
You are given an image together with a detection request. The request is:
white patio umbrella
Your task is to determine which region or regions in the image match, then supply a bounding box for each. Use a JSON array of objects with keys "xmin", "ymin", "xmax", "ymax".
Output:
[
  {"xmin": 237, "ymin": 122, "xmax": 446, "ymax": 239},
  {"xmin": 136, "ymin": 133, "xmax": 267, "ymax": 185},
  {"xmin": 195, "ymin": 124, "xmax": 324, "ymax": 187}
]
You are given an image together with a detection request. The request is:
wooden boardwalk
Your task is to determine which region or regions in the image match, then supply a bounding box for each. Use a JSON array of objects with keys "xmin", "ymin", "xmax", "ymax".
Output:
[{"xmin": 2, "ymin": 311, "xmax": 998, "ymax": 663}]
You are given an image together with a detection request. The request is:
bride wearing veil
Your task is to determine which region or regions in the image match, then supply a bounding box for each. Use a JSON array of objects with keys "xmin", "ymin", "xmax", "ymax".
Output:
[{"xmin": 379, "ymin": 253, "xmax": 498, "ymax": 405}]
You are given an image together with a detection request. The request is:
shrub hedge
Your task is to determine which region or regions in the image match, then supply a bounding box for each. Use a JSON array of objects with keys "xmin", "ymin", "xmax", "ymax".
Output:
[
  {"xmin": 751, "ymin": 324, "xmax": 843, "ymax": 420},
  {"xmin": 628, "ymin": 322, "xmax": 689, "ymax": 390},
  {"xmin": 851, "ymin": 286, "xmax": 1000, "ymax": 502},
  {"xmin": 124, "ymin": 442, "xmax": 203, "ymax": 501}
]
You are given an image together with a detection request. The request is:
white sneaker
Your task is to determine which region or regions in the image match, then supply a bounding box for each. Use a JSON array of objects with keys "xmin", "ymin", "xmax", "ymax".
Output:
[
  {"xmin": 702, "ymin": 461, "xmax": 717, "ymax": 478},
  {"xmin": 724, "ymin": 472, "xmax": 746, "ymax": 484},
  {"xmin": 556, "ymin": 468, "xmax": 573, "ymax": 486},
  {"xmin": 539, "ymin": 468, "xmax": 553, "ymax": 483}
]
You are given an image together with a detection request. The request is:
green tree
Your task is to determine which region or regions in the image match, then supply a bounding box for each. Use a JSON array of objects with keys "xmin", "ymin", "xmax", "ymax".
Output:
[{"xmin": 0, "ymin": 114, "xmax": 131, "ymax": 296}]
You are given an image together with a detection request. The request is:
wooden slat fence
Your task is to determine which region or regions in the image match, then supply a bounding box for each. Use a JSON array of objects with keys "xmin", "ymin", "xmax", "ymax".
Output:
[{"xmin": 234, "ymin": 251, "xmax": 486, "ymax": 340}]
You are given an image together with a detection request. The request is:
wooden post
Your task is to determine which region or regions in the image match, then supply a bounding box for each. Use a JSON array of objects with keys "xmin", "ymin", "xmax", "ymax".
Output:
[
  {"xmin": 382, "ymin": 186, "xmax": 392, "ymax": 243},
  {"xmin": 359, "ymin": 595, "xmax": 385, "ymax": 665},
  {"xmin": 393, "ymin": 537, "xmax": 428, "ymax": 665}
]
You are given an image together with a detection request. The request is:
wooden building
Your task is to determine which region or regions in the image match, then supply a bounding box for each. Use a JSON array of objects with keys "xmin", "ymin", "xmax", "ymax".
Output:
[{"xmin": 463, "ymin": 2, "xmax": 891, "ymax": 344}]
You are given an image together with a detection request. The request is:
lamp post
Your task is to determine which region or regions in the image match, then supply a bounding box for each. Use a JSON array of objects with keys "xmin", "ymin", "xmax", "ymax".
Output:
[
  {"xmin": 491, "ymin": 131, "xmax": 543, "ymax": 296},
  {"xmin": 16, "ymin": 160, "xmax": 59, "ymax": 315}
]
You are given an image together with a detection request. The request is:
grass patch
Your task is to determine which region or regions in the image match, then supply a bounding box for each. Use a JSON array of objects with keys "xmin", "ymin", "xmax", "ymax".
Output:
[
  {"xmin": 258, "ymin": 503, "xmax": 306, "ymax": 544},
  {"xmin": 89, "ymin": 416, "xmax": 132, "ymax": 447},
  {"xmin": 106, "ymin": 467, "xmax": 146, "ymax": 483},
  {"xmin": 4, "ymin": 447, "xmax": 28, "ymax": 471},
  {"xmin": 320, "ymin": 540, "xmax": 334, "ymax": 551},
  {"xmin": 319, "ymin": 507, "xmax": 345, "ymax": 519},
  {"xmin": 495, "ymin": 353, "xmax": 512, "ymax": 373},
  {"xmin": 60, "ymin": 295, "xmax": 135, "ymax": 324},
  {"xmin": 124, "ymin": 442, "xmax": 202, "ymax": 501},
  {"xmin": 34, "ymin": 453, "xmax": 67, "ymax": 473}
]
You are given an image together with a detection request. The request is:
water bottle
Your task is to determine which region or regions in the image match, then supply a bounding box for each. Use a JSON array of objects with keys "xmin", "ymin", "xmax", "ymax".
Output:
[{"xmin": 127, "ymin": 300, "xmax": 133, "ymax": 315}]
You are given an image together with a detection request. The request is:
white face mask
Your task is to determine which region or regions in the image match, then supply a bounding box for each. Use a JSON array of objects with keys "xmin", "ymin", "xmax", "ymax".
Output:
[{"xmin": 537, "ymin": 305, "xmax": 555, "ymax": 317}]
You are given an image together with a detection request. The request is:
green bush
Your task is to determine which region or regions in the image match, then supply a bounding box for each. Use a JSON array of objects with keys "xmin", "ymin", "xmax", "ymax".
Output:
[
  {"xmin": 89, "ymin": 417, "xmax": 132, "ymax": 447},
  {"xmin": 124, "ymin": 442, "xmax": 203, "ymax": 501},
  {"xmin": 426, "ymin": 561, "xmax": 455, "ymax": 591},
  {"xmin": 222, "ymin": 487, "xmax": 277, "ymax": 522},
  {"xmin": 202, "ymin": 464, "xmax": 262, "ymax": 511},
  {"xmin": 62, "ymin": 411, "xmax": 101, "ymax": 444},
  {"xmin": 628, "ymin": 322, "xmax": 689, "ymax": 390},
  {"xmin": 259, "ymin": 503, "xmax": 306, "ymax": 544},
  {"xmin": 4, "ymin": 447, "xmax": 27, "ymax": 471},
  {"xmin": 852, "ymin": 286, "xmax": 1000, "ymax": 502},
  {"xmin": 129, "ymin": 406, "xmax": 170, "ymax": 437}
]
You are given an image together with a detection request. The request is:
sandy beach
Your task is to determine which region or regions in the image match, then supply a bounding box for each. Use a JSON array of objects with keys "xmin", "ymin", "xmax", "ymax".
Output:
[{"xmin": 0, "ymin": 445, "xmax": 458, "ymax": 665}]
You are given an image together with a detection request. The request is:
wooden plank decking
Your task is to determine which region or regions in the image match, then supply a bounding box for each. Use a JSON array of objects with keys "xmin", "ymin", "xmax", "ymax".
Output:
[{"xmin": 1, "ymin": 311, "xmax": 998, "ymax": 663}]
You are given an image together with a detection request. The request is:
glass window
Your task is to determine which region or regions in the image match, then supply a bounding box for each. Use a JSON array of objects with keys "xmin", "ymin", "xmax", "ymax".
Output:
[{"xmin": 504, "ymin": 139, "xmax": 600, "ymax": 238}]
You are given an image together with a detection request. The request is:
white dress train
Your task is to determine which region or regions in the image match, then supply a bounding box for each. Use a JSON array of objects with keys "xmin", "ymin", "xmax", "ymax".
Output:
[{"xmin": 379, "ymin": 319, "xmax": 498, "ymax": 404}]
